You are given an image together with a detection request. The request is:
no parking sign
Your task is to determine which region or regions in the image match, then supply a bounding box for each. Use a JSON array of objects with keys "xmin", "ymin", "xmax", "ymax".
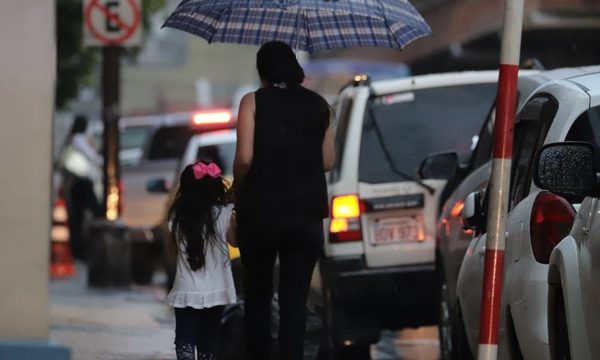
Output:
[{"xmin": 83, "ymin": 0, "xmax": 142, "ymax": 47}]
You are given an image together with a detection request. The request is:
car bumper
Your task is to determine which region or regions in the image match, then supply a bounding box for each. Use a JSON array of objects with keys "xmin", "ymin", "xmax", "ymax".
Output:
[{"xmin": 321, "ymin": 255, "xmax": 439, "ymax": 335}]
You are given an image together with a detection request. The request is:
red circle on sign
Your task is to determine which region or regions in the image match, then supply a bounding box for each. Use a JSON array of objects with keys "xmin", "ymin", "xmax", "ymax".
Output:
[{"xmin": 84, "ymin": 0, "xmax": 141, "ymax": 46}]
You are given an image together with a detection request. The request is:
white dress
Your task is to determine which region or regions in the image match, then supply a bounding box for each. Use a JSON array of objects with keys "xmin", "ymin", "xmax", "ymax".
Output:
[{"xmin": 167, "ymin": 205, "xmax": 237, "ymax": 309}]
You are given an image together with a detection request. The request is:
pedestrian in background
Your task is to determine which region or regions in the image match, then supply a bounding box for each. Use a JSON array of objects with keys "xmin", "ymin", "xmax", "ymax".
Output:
[
  {"xmin": 232, "ymin": 41, "xmax": 335, "ymax": 360},
  {"xmin": 167, "ymin": 161, "xmax": 237, "ymax": 360},
  {"xmin": 59, "ymin": 114, "xmax": 102, "ymax": 260}
]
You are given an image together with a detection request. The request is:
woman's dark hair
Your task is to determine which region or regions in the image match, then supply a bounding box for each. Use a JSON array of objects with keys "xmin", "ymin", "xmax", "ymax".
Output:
[
  {"xmin": 70, "ymin": 115, "xmax": 88, "ymax": 135},
  {"xmin": 256, "ymin": 41, "xmax": 305, "ymax": 87},
  {"xmin": 168, "ymin": 161, "xmax": 229, "ymax": 271}
]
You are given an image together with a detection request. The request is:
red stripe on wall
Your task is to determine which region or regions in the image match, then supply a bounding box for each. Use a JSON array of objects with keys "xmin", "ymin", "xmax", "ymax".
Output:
[
  {"xmin": 493, "ymin": 64, "xmax": 519, "ymax": 159},
  {"xmin": 479, "ymin": 248, "xmax": 506, "ymax": 345}
]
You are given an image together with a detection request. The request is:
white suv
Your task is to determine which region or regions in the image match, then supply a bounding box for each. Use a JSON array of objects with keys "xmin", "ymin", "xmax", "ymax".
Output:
[{"xmin": 318, "ymin": 71, "xmax": 502, "ymax": 358}]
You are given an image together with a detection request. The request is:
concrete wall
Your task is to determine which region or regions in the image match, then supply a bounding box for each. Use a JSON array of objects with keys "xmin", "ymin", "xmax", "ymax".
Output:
[{"xmin": 0, "ymin": 0, "xmax": 55, "ymax": 340}]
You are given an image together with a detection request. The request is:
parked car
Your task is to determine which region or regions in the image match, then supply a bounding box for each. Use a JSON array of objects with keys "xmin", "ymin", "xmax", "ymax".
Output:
[
  {"xmin": 535, "ymin": 128, "xmax": 600, "ymax": 358},
  {"xmin": 454, "ymin": 69, "xmax": 600, "ymax": 359},
  {"xmin": 434, "ymin": 65, "xmax": 600, "ymax": 359},
  {"xmin": 317, "ymin": 70, "xmax": 503, "ymax": 358},
  {"xmin": 147, "ymin": 129, "xmax": 238, "ymax": 288},
  {"xmin": 121, "ymin": 109, "xmax": 235, "ymax": 245}
]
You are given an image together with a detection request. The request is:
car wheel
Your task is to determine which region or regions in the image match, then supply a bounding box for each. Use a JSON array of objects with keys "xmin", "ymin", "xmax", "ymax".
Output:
[
  {"xmin": 438, "ymin": 266, "xmax": 472, "ymax": 360},
  {"xmin": 450, "ymin": 303, "xmax": 473, "ymax": 360},
  {"xmin": 551, "ymin": 286, "xmax": 571, "ymax": 360},
  {"xmin": 438, "ymin": 280, "xmax": 453, "ymax": 360},
  {"xmin": 506, "ymin": 311, "xmax": 524, "ymax": 360},
  {"xmin": 332, "ymin": 344, "xmax": 371, "ymax": 360},
  {"xmin": 318, "ymin": 283, "xmax": 372, "ymax": 360}
]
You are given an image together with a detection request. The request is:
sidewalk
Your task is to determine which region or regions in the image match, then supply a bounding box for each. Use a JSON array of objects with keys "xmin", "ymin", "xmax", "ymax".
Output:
[
  {"xmin": 49, "ymin": 263, "xmax": 439, "ymax": 360},
  {"xmin": 49, "ymin": 263, "xmax": 175, "ymax": 360}
]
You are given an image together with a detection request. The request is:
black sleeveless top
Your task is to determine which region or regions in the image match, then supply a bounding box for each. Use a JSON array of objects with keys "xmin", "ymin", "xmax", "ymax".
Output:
[{"xmin": 237, "ymin": 86, "xmax": 330, "ymax": 219}]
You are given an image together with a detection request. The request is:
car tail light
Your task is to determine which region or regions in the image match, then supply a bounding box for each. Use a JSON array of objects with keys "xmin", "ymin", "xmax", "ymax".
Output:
[
  {"xmin": 329, "ymin": 194, "xmax": 362, "ymax": 243},
  {"xmin": 192, "ymin": 110, "xmax": 232, "ymax": 126},
  {"xmin": 530, "ymin": 191, "xmax": 575, "ymax": 264}
]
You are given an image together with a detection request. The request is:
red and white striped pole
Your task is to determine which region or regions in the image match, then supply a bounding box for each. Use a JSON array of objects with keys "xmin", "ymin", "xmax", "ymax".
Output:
[{"xmin": 478, "ymin": 0, "xmax": 524, "ymax": 359}]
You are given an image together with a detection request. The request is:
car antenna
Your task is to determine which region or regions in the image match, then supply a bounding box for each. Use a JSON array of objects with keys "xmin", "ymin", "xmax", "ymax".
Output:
[{"xmin": 367, "ymin": 103, "xmax": 435, "ymax": 195}]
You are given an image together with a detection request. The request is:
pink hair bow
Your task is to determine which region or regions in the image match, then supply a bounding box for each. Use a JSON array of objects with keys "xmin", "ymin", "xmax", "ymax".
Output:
[{"xmin": 192, "ymin": 162, "xmax": 222, "ymax": 179}]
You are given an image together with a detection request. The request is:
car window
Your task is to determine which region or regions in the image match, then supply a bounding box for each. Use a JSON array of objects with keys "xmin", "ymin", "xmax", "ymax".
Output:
[
  {"xmin": 509, "ymin": 95, "xmax": 558, "ymax": 207},
  {"xmin": 565, "ymin": 106, "xmax": 600, "ymax": 145},
  {"xmin": 565, "ymin": 106, "xmax": 600, "ymax": 168},
  {"xmin": 468, "ymin": 107, "xmax": 497, "ymax": 171},
  {"xmin": 195, "ymin": 142, "xmax": 236, "ymax": 176},
  {"xmin": 121, "ymin": 125, "xmax": 152, "ymax": 150},
  {"xmin": 147, "ymin": 125, "xmax": 194, "ymax": 160},
  {"xmin": 329, "ymin": 96, "xmax": 354, "ymax": 183},
  {"xmin": 359, "ymin": 82, "xmax": 498, "ymax": 183}
]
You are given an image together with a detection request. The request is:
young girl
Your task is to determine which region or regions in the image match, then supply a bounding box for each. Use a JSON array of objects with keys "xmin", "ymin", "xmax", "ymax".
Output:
[{"xmin": 167, "ymin": 161, "xmax": 236, "ymax": 360}]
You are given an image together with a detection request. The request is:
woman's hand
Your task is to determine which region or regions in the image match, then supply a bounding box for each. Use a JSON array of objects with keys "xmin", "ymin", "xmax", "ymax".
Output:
[{"xmin": 226, "ymin": 210, "xmax": 238, "ymax": 248}]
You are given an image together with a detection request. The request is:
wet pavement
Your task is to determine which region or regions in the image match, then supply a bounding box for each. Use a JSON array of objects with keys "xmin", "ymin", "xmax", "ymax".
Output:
[{"xmin": 49, "ymin": 264, "xmax": 439, "ymax": 360}]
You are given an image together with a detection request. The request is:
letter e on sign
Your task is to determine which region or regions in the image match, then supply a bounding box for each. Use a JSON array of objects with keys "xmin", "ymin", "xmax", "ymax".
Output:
[{"xmin": 83, "ymin": 0, "xmax": 142, "ymax": 47}]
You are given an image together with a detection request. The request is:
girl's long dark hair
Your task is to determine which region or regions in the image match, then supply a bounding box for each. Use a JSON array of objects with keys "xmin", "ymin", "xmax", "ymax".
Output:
[{"xmin": 168, "ymin": 161, "xmax": 229, "ymax": 271}]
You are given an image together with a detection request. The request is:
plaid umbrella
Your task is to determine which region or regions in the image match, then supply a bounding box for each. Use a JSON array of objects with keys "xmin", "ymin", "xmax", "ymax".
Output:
[{"xmin": 163, "ymin": 0, "xmax": 432, "ymax": 53}]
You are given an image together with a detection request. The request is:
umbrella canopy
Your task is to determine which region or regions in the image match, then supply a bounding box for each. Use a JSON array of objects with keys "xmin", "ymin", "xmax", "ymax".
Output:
[{"xmin": 163, "ymin": 0, "xmax": 432, "ymax": 53}]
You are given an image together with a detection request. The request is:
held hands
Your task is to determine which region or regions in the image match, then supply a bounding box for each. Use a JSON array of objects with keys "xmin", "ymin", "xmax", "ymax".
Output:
[{"xmin": 226, "ymin": 210, "xmax": 238, "ymax": 248}]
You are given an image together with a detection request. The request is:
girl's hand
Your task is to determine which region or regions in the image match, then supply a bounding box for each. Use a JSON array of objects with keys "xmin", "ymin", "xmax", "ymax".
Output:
[{"xmin": 226, "ymin": 211, "xmax": 238, "ymax": 248}]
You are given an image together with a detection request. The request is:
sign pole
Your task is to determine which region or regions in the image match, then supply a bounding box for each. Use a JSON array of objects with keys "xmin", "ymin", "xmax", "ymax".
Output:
[
  {"xmin": 477, "ymin": 0, "xmax": 524, "ymax": 359},
  {"xmin": 101, "ymin": 45, "xmax": 121, "ymax": 221}
]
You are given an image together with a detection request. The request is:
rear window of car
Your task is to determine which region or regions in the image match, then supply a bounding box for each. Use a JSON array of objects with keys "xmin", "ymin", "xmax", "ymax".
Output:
[
  {"xmin": 121, "ymin": 125, "xmax": 152, "ymax": 150},
  {"xmin": 147, "ymin": 125, "xmax": 194, "ymax": 160},
  {"xmin": 359, "ymin": 82, "xmax": 497, "ymax": 183},
  {"xmin": 196, "ymin": 142, "xmax": 236, "ymax": 176}
]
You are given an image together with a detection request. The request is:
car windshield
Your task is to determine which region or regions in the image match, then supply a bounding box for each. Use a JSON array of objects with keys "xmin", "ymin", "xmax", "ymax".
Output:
[
  {"xmin": 196, "ymin": 142, "xmax": 236, "ymax": 176},
  {"xmin": 359, "ymin": 82, "xmax": 497, "ymax": 183}
]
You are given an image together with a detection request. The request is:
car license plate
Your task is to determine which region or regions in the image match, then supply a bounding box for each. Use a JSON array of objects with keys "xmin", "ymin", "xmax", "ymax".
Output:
[{"xmin": 369, "ymin": 217, "xmax": 420, "ymax": 245}]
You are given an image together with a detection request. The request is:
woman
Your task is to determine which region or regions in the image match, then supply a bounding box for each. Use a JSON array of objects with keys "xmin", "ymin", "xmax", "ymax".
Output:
[
  {"xmin": 60, "ymin": 115, "xmax": 103, "ymax": 260},
  {"xmin": 232, "ymin": 41, "xmax": 335, "ymax": 360}
]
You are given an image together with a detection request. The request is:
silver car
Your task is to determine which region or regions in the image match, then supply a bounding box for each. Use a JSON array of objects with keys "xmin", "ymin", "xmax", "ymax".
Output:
[
  {"xmin": 454, "ymin": 69, "xmax": 600, "ymax": 359},
  {"xmin": 435, "ymin": 66, "xmax": 600, "ymax": 359},
  {"xmin": 534, "ymin": 98, "xmax": 600, "ymax": 359}
]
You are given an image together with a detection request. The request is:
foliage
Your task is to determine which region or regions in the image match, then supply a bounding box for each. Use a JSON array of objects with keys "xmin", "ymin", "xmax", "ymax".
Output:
[{"xmin": 55, "ymin": 0, "xmax": 166, "ymax": 109}]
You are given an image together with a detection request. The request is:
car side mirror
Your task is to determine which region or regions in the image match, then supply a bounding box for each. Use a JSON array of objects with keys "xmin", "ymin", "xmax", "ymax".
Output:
[
  {"xmin": 146, "ymin": 178, "xmax": 170, "ymax": 194},
  {"xmin": 534, "ymin": 142, "xmax": 598, "ymax": 196},
  {"xmin": 419, "ymin": 151, "xmax": 460, "ymax": 180},
  {"xmin": 461, "ymin": 191, "xmax": 484, "ymax": 231}
]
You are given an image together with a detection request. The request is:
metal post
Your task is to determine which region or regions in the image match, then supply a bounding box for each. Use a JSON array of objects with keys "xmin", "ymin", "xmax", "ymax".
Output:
[
  {"xmin": 102, "ymin": 46, "xmax": 121, "ymax": 221},
  {"xmin": 477, "ymin": 1, "xmax": 523, "ymax": 359}
]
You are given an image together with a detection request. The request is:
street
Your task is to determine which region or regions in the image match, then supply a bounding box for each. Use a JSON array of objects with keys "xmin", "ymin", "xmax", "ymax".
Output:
[{"xmin": 50, "ymin": 264, "xmax": 439, "ymax": 360}]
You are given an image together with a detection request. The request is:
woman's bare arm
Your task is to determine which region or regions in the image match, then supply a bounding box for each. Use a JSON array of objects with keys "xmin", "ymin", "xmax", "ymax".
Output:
[
  {"xmin": 232, "ymin": 92, "xmax": 256, "ymax": 192},
  {"xmin": 322, "ymin": 111, "xmax": 336, "ymax": 171}
]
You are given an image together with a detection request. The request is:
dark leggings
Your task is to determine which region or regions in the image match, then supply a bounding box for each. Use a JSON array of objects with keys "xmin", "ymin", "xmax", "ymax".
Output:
[
  {"xmin": 238, "ymin": 214, "xmax": 324, "ymax": 360},
  {"xmin": 66, "ymin": 177, "xmax": 101, "ymax": 260},
  {"xmin": 174, "ymin": 306, "xmax": 225, "ymax": 360}
]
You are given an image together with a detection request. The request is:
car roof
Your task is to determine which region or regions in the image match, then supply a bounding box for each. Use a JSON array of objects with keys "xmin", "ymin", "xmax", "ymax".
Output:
[
  {"xmin": 187, "ymin": 129, "xmax": 237, "ymax": 148},
  {"xmin": 368, "ymin": 70, "xmax": 508, "ymax": 95},
  {"xmin": 519, "ymin": 65, "xmax": 600, "ymax": 98},
  {"xmin": 120, "ymin": 109, "xmax": 237, "ymax": 129},
  {"xmin": 565, "ymin": 69, "xmax": 600, "ymax": 97},
  {"xmin": 119, "ymin": 111, "xmax": 195, "ymax": 129}
]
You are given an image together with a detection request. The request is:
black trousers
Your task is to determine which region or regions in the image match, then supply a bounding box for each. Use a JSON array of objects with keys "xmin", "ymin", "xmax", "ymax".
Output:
[
  {"xmin": 175, "ymin": 306, "xmax": 225, "ymax": 355},
  {"xmin": 65, "ymin": 176, "xmax": 101, "ymax": 260},
  {"xmin": 238, "ymin": 214, "xmax": 324, "ymax": 360}
]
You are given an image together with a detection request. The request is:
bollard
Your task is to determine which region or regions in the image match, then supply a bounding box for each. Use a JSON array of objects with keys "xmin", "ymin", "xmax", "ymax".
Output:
[
  {"xmin": 87, "ymin": 219, "xmax": 130, "ymax": 287},
  {"xmin": 478, "ymin": 1, "xmax": 524, "ymax": 359}
]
